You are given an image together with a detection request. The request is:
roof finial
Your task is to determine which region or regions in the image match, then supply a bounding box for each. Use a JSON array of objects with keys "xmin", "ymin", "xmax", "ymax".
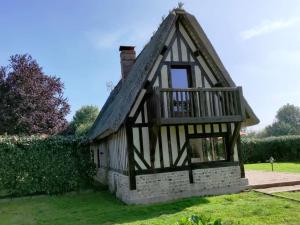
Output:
[{"xmin": 178, "ymin": 2, "xmax": 184, "ymax": 9}]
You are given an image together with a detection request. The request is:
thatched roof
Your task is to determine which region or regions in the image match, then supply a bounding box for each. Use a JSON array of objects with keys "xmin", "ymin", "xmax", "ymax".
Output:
[{"xmin": 88, "ymin": 8, "xmax": 259, "ymax": 142}]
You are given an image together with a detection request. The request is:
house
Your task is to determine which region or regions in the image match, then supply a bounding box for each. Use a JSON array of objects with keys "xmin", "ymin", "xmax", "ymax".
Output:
[{"xmin": 88, "ymin": 7, "xmax": 259, "ymax": 204}]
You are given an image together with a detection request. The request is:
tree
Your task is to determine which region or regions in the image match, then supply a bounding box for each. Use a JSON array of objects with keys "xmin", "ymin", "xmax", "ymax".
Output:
[
  {"xmin": 69, "ymin": 105, "xmax": 99, "ymax": 136},
  {"xmin": 0, "ymin": 54, "xmax": 70, "ymax": 135},
  {"xmin": 265, "ymin": 104, "xmax": 300, "ymax": 137}
]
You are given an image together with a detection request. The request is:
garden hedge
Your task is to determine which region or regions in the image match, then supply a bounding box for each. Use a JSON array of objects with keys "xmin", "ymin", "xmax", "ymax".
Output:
[
  {"xmin": 241, "ymin": 135, "xmax": 300, "ymax": 163},
  {"xmin": 0, "ymin": 135, "xmax": 95, "ymax": 197}
]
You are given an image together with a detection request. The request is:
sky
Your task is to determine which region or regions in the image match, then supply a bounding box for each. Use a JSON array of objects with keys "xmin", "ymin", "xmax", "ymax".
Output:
[{"xmin": 1, "ymin": 0, "xmax": 300, "ymax": 131}]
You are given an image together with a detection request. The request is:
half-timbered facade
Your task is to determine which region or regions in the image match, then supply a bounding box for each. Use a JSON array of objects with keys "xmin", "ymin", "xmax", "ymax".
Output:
[{"xmin": 88, "ymin": 8, "xmax": 259, "ymax": 204}]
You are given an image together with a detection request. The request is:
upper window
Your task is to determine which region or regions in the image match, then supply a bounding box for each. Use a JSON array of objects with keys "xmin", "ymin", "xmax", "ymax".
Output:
[{"xmin": 170, "ymin": 67, "xmax": 192, "ymax": 88}]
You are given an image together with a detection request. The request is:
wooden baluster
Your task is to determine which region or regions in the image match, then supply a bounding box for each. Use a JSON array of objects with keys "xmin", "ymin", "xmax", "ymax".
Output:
[
  {"xmin": 160, "ymin": 90, "xmax": 164, "ymax": 118},
  {"xmin": 170, "ymin": 91, "xmax": 174, "ymax": 118},
  {"xmin": 217, "ymin": 91, "xmax": 222, "ymax": 117},
  {"xmin": 211, "ymin": 91, "xmax": 216, "ymax": 117},
  {"xmin": 233, "ymin": 90, "xmax": 239, "ymax": 116},
  {"xmin": 225, "ymin": 91, "xmax": 230, "ymax": 116},
  {"xmin": 180, "ymin": 91, "xmax": 184, "ymax": 117},
  {"xmin": 185, "ymin": 91, "xmax": 188, "ymax": 117},
  {"xmin": 203, "ymin": 90, "xmax": 207, "ymax": 117},
  {"xmin": 198, "ymin": 90, "xmax": 202, "ymax": 117},
  {"xmin": 221, "ymin": 91, "xmax": 225, "ymax": 116},
  {"xmin": 230, "ymin": 91, "xmax": 235, "ymax": 115},
  {"xmin": 190, "ymin": 91, "xmax": 194, "ymax": 117},
  {"xmin": 175, "ymin": 91, "xmax": 179, "ymax": 117}
]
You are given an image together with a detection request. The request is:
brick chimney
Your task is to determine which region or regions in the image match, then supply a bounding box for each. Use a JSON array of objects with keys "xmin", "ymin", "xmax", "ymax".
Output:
[{"xmin": 119, "ymin": 46, "xmax": 136, "ymax": 81}]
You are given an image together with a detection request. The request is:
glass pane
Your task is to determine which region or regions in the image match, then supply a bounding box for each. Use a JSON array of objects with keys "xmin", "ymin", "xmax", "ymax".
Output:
[
  {"xmin": 171, "ymin": 68, "xmax": 189, "ymax": 88},
  {"xmin": 190, "ymin": 137, "xmax": 226, "ymax": 163},
  {"xmin": 171, "ymin": 68, "xmax": 189, "ymax": 115}
]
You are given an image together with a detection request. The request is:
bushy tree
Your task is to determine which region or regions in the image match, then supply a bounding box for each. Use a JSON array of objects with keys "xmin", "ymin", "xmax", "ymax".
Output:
[
  {"xmin": 0, "ymin": 54, "xmax": 70, "ymax": 135},
  {"xmin": 265, "ymin": 104, "xmax": 300, "ymax": 137},
  {"xmin": 69, "ymin": 105, "xmax": 99, "ymax": 136}
]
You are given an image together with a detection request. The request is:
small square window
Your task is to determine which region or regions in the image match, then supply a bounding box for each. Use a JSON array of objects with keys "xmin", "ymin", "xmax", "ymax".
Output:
[{"xmin": 170, "ymin": 67, "xmax": 191, "ymax": 88}]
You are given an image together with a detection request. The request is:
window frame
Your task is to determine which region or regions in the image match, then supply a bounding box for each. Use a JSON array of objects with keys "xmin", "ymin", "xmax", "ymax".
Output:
[
  {"xmin": 169, "ymin": 65, "xmax": 193, "ymax": 88},
  {"xmin": 188, "ymin": 132, "xmax": 230, "ymax": 165}
]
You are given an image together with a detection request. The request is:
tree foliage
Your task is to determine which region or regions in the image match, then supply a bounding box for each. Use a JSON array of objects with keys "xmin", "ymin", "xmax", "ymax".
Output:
[
  {"xmin": 265, "ymin": 104, "xmax": 300, "ymax": 137},
  {"xmin": 0, "ymin": 54, "xmax": 70, "ymax": 135},
  {"xmin": 69, "ymin": 105, "xmax": 99, "ymax": 136}
]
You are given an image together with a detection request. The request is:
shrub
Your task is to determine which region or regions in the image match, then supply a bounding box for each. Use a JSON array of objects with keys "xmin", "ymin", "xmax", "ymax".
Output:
[
  {"xmin": 0, "ymin": 135, "xmax": 95, "ymax": 197},
  {"xmin": 175, "ymin": 215, "xmax": 230, "ymax": 225},
  {"xmin": 241, "ymin": 135, "xmax": 300, "ymax": 163}
]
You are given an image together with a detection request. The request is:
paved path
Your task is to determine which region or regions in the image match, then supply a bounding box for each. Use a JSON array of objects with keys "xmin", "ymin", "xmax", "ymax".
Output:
[
  {"xmin": 254, "ymin": 185, "xmax": 300, "ymax": 194},
  {"xmin": 246, "ymin": 170, "xmax": 300, "ymax": 189}
]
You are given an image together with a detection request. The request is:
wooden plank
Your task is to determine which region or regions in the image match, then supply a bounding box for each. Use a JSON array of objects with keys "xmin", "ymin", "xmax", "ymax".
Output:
[
  {"xmin": 161, "ymin": 126, "xmax": 170, "ymax": 167},
  {"xmin": 158, "ymin": 127, "xmax": 164, "ymax": 168},
  {"xmin": 135, "ymin": 161, "xmax": 239, "ymax": 175},
  {"xmin": 237, "ymin": 87, "xmax": 246, "ymax": 120},
  {"xmin": 167, "ymin": 126, "xmax": 173, "ymax": 167},
  {"xmin": 160, "ymin": 87, "xmax": 239, "ymax": 92},
  {"xmin": 159, "ymin": 115, "xmax": 243, "ymax": 125},
  {"xmin": 236, "ymin": 134, "xmax": 245, "ymax": 178},
  {"xmin": 226, "ymin": 123, "xmax": 232, "ymax": 161},
  {"xmin": 125, "ymin": 121, "xmax": 136, "ymax": 190},
  {"xmin": 185, "ymin": 125, "xmax": 194, "ymax": 183}
]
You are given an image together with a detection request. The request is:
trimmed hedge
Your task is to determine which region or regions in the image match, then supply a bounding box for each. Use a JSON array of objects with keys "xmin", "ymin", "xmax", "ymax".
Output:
[
  {"xmin": 241, "ymin": 135, "xmax": 300, "ymax": 163},
  {"xmin": 0, "ymin": 135, "xmax": 95, "ymax": 197}
]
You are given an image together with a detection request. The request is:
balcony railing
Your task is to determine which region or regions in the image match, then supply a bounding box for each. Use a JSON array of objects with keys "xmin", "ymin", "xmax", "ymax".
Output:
[{"xmin": 147, "ymin": 87, "xmax": 246, "ymax": 125}]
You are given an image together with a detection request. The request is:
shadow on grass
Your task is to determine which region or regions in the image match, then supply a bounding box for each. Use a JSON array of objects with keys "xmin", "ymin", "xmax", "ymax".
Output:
[
  {"xmin": 0, "ymin": 190, "xmax": 211, "ymax": 225},
  {"xmin": 75, "ymin": 190, "xmax": 211, "ymax": 225}
]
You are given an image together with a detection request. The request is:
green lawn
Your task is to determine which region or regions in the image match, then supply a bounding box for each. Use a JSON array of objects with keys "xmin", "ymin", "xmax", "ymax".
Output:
[
  {"xmin": 0, "ymin": 191, "xmax": 300, "ymax": 225},
  {"xmin": 245, "ymin": 162, "xmax": 300, "ymax": 174},
  {"xmin": 274, "ymin": 191, "xmax": 300, "ymax": 201}
]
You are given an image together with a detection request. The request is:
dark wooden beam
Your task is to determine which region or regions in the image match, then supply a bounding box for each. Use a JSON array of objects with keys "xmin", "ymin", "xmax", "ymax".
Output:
[
  {"xmin": 185, "ymin": 125, "xmax": 194, "ymax": 183},
  {"xmin": 167, "ymin": 126, "xmax": 173, "ymax": 167},
  {"xmin": 125, "ymin": 122, "xmax": 136, "ymax": 190},
  {"xmin": 135, "ymin": 161, "xmax": 239, "ymax": 175},
  {"xmin": 160, "ymin": 115, "xmax": 243, "ymax": 125},
  {"xmin": 236, "ymin": 134, "xmax": 245, "ymax": 178}
]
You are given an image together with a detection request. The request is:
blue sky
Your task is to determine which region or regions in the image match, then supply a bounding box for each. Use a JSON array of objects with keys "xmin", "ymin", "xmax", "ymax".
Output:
[{"xmin": 1, "ymin": 1, "xmax": 300, "ymax": 131}]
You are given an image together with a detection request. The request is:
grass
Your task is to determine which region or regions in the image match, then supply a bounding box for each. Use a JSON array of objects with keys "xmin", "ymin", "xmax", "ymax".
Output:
[
  {"xmin": 274, "ymin": 191, "xmax": 300, "ymax": 201},
  {"xmin": 0, "ymin": 191, "xmax": 300, "ymax": 225},
  {"xmin": 244, "ymin": 162, "xmax": 300, "ymax": 174}
]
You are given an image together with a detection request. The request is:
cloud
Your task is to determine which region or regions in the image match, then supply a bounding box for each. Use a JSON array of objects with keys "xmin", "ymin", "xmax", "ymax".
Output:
[{"xmin": 240, "ymin": 16, "xmax": 300, "ymax": 40}]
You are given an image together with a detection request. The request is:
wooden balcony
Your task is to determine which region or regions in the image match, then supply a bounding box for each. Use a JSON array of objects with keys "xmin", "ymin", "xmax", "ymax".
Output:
[{"xmin": 147, "ymin": 87, "xmax": 246, "ymax": 125}]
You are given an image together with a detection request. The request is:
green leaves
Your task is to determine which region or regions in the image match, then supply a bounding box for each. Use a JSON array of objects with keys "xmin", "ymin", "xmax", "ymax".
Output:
[
  {"xmin": 241, "ymin": 135, "xmax": 300, "ymax": 163},
  {"xmin": 175, "ymin": 215, "xmax": 229, "ymax": 225},
  {"xmin": 0, "ymin": 135, "xmax": 95, "ymax": 197}
]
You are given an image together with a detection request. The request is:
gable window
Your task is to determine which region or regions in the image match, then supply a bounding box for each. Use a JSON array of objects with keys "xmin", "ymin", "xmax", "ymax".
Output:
[
  {"xmin": 170, "ymin": 66, "xmax": 193, "ymax": 116},
  {"xmin": 170, "ymin": 66, "xmax": 192, "ymax": 88},
  {"xmin": 189, "ymin": 136, "xmax": 227, "ymax": 163}
]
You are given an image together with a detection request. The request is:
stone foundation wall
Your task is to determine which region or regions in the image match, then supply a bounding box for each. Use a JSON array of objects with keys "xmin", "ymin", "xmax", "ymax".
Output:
[
  {"xmin": 95, "ymin": 168, "xmax": 108, "ymax": 184},
  {"xmin": 105, "ymin": 166, "xmax": 248, "ymax": 204}
]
